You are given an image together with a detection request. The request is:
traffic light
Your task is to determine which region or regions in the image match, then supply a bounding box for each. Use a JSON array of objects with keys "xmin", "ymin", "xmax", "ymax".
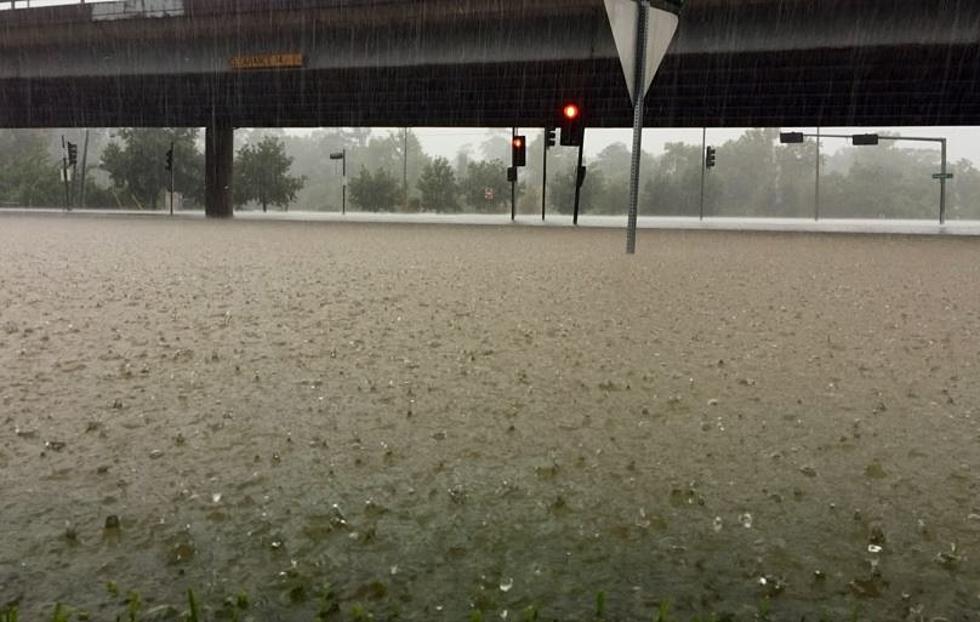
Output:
[
  {"xmin": 705, "ymin": 146, "xmax": 717, "ymax": 169},
  {"xmin": 545, "ymin": 126, "xmax": 557, "ymax": 149},
  {"xmin": 511, "ymin": 135, "xmax": 527, "ymax": 167},
  {"xmin": 559, "ymin": 103, "xmax": 584, "ymax": 147},
  {"xmin": 852, "ymin": 134, "xmax": 880, "ymax": 146},
  {"xmin": 66, "ymin": 142, "xmax": 78, "ymax": 167},
  {"xmin": 165, "ymin": 147, "xmax": 174, "ymax": 172}
]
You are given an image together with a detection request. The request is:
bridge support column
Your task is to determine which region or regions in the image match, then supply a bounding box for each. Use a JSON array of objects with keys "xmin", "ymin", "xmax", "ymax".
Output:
[{"xmin": 205, "ymin": 122, "xmax": 234, "ymax": 218}]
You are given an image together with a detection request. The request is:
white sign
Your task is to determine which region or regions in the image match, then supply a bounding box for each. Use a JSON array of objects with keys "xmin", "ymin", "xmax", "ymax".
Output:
[
  {"xmin": 92, "ymin": 0, "xmax": 185, "ymax": 21},
  {"xmin": 604, "ymin": 0, "xmax": 680, "ymax": 104}
]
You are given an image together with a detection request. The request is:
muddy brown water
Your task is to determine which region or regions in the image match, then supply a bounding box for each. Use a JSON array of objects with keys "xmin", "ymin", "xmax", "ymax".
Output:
[{"xmin": 1, "ymin": 214, "xmax": 978, "ymax": 620}]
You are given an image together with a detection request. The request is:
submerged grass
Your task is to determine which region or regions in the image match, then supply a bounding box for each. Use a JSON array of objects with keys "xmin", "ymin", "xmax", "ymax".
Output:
[{"xmin": 0, "ymin": 588, "xmax": 877, "ymax": 622}]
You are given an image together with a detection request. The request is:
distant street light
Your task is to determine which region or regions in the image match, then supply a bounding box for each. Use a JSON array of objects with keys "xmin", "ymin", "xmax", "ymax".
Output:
[
  {"xmin": 329, "ymin": 150, "xmax": 347, "ymax": 215},
  {"xmin": 779, "ymin": 131, "xmax": 951, "ymax": 224}
]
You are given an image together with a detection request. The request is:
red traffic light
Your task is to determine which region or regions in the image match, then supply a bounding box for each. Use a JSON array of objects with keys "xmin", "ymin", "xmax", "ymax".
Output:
[
  {"xmin": 512, "ymin": 135, "xmax": 527, "ymax": 167},
  {"xmin": 563, "ymin": 104, "xmax": 581, "ymax": 120}
]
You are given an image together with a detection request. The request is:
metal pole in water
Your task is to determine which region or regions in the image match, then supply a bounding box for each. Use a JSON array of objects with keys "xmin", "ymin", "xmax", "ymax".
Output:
[
  {"xmin": 573, "ymin": 137, "xmax": 584, "ymax": 225},
  {"xmin": 542, "ymin": 129, "xmax": 548, "ymax": 221},
  {"xmin": 699, "ymin": 127, "xmax": 706, "ymax": 221},
  {"xmin": 402, "ymin": 128, "xmax": 408, "ymax": 210},
  {"xmin": 79, "ymin": 129, "xmax": 90, "ymax": 209},
  {"xmin": 169, "ymin": 140, "xmax": 175, "ymax": 216},
  {"xmin": 625, "ymin": 1, "xmax": 649, "ymax": 254},
  {"xmin": 342, "ymin": 148, "xmax": 347, "ymax": 216},
  {"xmin": 511, "ymin": 127, "xmax": 517, "ymax": 221},
  {"xmin": 815, "ymin": 127, "xmax": 821, "ymax": 221},
  {"xmin": 940, "ymin": 138, "xmax": 947, "ymax": 225},
  {"xmin": 61, "ymin": 135, "xmax": 71, "ymax": 211}
]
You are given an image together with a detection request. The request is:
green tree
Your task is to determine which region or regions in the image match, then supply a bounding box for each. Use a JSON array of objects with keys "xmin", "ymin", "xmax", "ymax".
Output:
[
  {"xmin": 417, "ymin": 157, "xmax": 459, "ymax": 213},
  {"xmin": 712, "ymin": 128, "xmax": 778, "ymax": 216},
  {"xmin": 357, "ymin": 130, "xmax": 430, "ymax": 209},
  {"xmin": 459, "ymin": 159, "xmax": 511, "ymax": 213},
  {"xmin": 950, "ymin": 159, "xmax": 980, "ymax": 220},
  {"xmin": 234, "ymin": 136, "xmax": 305, "ymax": 212},
  {"xmin": 549, "ymin": 165, "xmax": 607, "ymax": 215},
  {"xmin": 821, "ymin": 142, "xmax": 939, "ymax": 219},
  {"xmin": 349, "ymin": 166, "xmax": 401, "ymax": 212},
  {"xmin": 642, "ymin": 141, "xmax": 702, "ymax": 216},
  {"xmin": 101, "ymin": 128, "xmax": 203, "ymax": 209},
  {"xmin": 0, "ymin": 130, "xmax": 63, "ymax": 207},
  {"xmin": 773, "ymin": 139, "xmax": 818, "ymax": 218}
]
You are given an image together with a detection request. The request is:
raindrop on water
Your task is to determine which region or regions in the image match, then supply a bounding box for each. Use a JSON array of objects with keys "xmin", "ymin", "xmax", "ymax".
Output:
[
  {"xmin": 739, "ymin": 513, "xmax": 753, "ymax": 528},
  {"xmin": 499, "ymin": 577, "xmax": 514, "ymax": 592}
]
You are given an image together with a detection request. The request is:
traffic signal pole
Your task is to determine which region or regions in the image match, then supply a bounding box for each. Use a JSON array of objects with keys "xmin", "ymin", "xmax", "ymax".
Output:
[
  {"xmin": 169, "ymin": 141, "xmax": 175, "ymax": 216},
  {"xmin": 79, "ymin": 129, "xmax": 90, "ymax": 209},
  {"xmin": 542, "ymin": 130, "xmax": 548, "ymax": 221},
  {"xmin": 940, "ymin": 138, "xmax": 947, "ymax": 224},
  {"xmin": 815, "ymin": 127, "xmax": 821, "ymax": 221},
  {"xmin": 699, "ymin": 127, "xmax": 706, "ymax": 221},
  {"xmin": 61, "ymin": 135, "xmax": 71, "ymax": 211},
  {"xmin": 573, "ymin": 138, "xmax": 585, "ymax": 225},
  {"xmin": 511, "ymin": 127, "xmax": 517, "ymax": 221}
]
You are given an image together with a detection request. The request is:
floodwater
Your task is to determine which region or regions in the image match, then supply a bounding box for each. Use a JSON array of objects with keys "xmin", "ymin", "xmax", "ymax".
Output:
[{"xmin": 1, "ymin": 214, "xmax": 978, "ymax": 620}]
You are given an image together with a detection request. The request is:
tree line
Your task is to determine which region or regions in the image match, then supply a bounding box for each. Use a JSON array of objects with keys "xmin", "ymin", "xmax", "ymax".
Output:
[{"xmin": 1, "ymin": 127, "xmax": 978, "ymax": 219}]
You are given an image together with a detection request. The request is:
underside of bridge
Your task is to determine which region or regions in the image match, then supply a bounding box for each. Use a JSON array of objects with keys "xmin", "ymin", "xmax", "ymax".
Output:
[
  {"xmin": 1, "ymin": 0, "xmax": 978, "ymax": 216},
  {"xmin": 2, "ymin": 45, "xmax": 980, "ymax": 130}
]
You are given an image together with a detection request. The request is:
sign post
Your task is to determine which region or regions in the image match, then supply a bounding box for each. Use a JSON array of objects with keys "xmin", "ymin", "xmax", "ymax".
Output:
[{"xmin": 605, "ymin": 0, "xmax": 682, "ymax": 254}]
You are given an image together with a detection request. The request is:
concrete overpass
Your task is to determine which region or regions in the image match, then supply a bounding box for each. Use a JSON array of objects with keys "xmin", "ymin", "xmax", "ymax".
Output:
[{"xmin": 1, "ymin": 0, "xmax": 979, "ymax": 216}]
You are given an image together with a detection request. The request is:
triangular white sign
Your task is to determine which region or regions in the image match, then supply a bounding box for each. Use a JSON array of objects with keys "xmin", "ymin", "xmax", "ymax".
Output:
[{"xmin": 604, "ymin": 0, "xmax": 680, "ymax": 104}]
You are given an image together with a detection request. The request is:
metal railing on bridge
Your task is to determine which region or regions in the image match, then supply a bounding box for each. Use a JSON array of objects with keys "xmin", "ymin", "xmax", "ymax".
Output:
[{"xmin": 0, "ymin": 0, "xmax": 116, "ymax": 9}]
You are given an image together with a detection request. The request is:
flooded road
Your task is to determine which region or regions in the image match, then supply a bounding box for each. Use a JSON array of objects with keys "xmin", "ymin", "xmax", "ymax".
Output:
[{"xmin": 1, "ymin": 214, "xmax": 978, "ymax": 620}]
